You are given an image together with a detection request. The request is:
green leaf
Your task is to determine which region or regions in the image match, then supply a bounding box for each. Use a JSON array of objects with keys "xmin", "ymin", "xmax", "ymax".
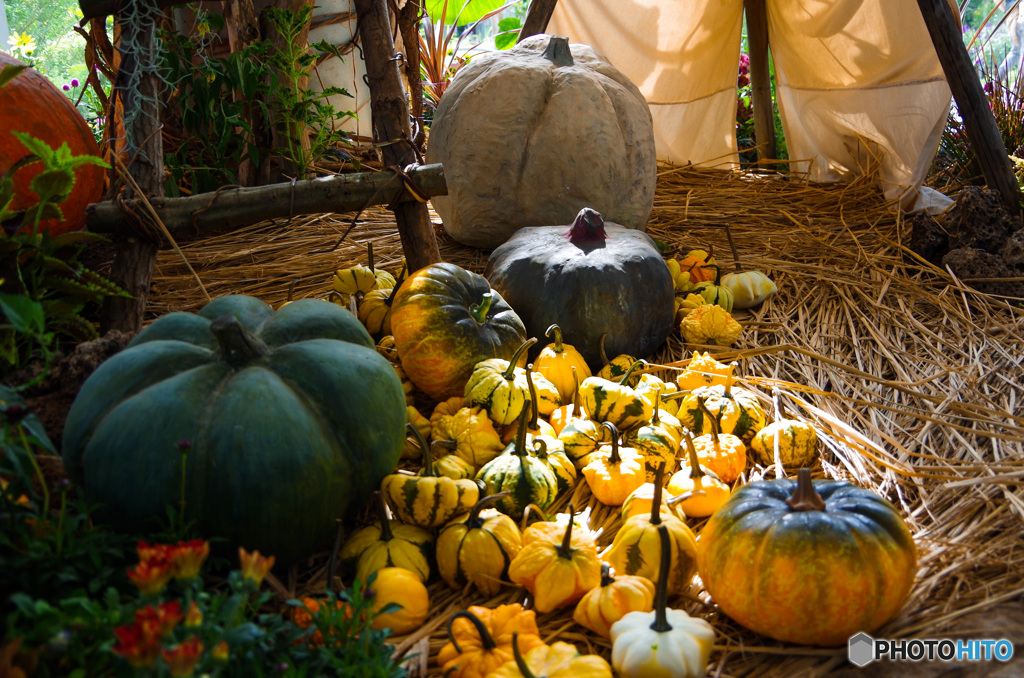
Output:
[
  {"xmin": 495, "ymin": 17, "xmax": 521, "ymax": 50},
  {"xmin": 0, "ymin": 64, "xmax": 29, "ymax": 89},
  {"xmin": 12, "ymin": 132, "xmax": 56, "ymax": 165},
  {"xmin": 424, "ymin": 0, "xmax": 506, "ymax": 26},
  {"xmin": 0, "ymin": 292, "xmax": 46, "ymax": 334},
  {"xmin": 29, "ymin": 168, "xmax": 76, "ymax": 204}
]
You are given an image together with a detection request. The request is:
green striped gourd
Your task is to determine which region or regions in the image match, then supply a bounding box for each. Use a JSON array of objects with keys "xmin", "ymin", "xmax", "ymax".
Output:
[
  {"xmin": 436, "ymin": 492, "xmax": 523, "ymax": 597},
  {"xmin": 465, "ymin": 338, "xmax": 537, "ymax": 425},
  {"xmin": 579, "ymin": 360, "xmax": 653, "ymax": 432},
  {"xmin": 677, "ymin": 373, "xmax": 767, "ymax": 445},
  {"xmin": 338, "ymin": 492, "xmax": 434, "ymax": 583},
  {"xmin": 749, "ymin": 390, "xmax": 818, "ymax": 469},
  {"xmin": 625, "ymin": 394, "xmax": 679, "ymax": 483},
  {"xmin": 558, "ymin": 416, "xmax": 608, "ymax": 469}
]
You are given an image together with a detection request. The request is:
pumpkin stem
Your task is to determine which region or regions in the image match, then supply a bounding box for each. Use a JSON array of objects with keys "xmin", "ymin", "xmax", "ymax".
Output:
[
  {"xmin": 511, "ymin": 632, "xmax": 537, "ymax": 678},
  {"xmin": 384, "ymin": 266, "xmax": 407, "ymax": 306},
  {"xmin": 723, "ymin": 222, "xmax": 743, "ymax": 272},
  {"xmin": 650, "ymin": 524, "xmax": 673, "ymax": 634},
  {"xmin": 696, "ymin": 397, "xmax": 721, "ymax": 448},
  {"xmin": 446, "ymin": 610, "xmax": 497, "ymax": 654},
  {"xmin": 569, "ymin": 366, "xmax": 581, "ymax": 418},
  {"xmin": 467, "ymin": 492, "xmax": 510, "ymax": 528},
  {"xmin": 469, "ymin": 292, "xmax": 493, "ymax": 324},
  {"xmin": 557, "ymin": 503, "xmax": 576, "ymax": 559},
  {"xmin": 544, "ymin": 324, "xmax": 564, "ymax": 353},
  {"xmin": 649, "ymin": 461, "xmax": 666, "ymax": 526},
  {"xmin": 526, "ymin": 363, "xmax": 540, "ymax": 430},
  {"xmin": 617, "ymin": 359, "xmax": 647, "ymax": 386},
  {"xmin": 682, "ymin": 429, "xmax": 708, "ymax": 482},
  {"xmin": 600, "ymin": 422, "xmax": 622, "ymax": 465},
  {"xmin": 408, "ymin": 421, "xmax": 436, "ymax": 477},
  {"xmin": 513, "ymin": 401, "xmax": 532, "ymax": 456},
  {"xmin": 543, "ymin": 34, "xmax": 575, "ymax": 66},
  {"xmin": 786, "ymin": 468, "xmax": 826, "ymax": 512},
  {"xmin": 503, "ymin": 338, "xmax": 538, "ymax": 380},
  {"xmin": 366, "ymin": 241, "xmax": 376, "ymax": 274},
  {"xmin": 651, "ymin": 392, "xmax": 663, "ymax": 426},
  {"xmin": 599, "ymin": 334, "xmax": 611, "ymax": 367},
  {"xmin": 599, "ymin": 561, "xmax": 615, "ymax": 587},
  {"xmin": 430, "ymin": 438, "xmax": 459, "ymax": 453},
  {"xmin": 375, "ymin": 491, "xmax": 394, "ymax": 542},
  {"xmin": 565, "ymin": 207, "xmax": 606, "ymax": 243},
  {"xmin": 209, "ymin": 314, "xmax": 269, "ymax": 368}
]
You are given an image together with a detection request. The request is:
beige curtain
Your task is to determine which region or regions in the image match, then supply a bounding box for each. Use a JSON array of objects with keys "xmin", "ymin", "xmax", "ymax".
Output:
[{"xmin": 547, "ymin": 0, "xmax": 954, "ymax": 212}]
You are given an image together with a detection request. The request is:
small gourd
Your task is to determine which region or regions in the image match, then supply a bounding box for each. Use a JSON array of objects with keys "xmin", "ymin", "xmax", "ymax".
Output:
[
  {"xmin": 367, "ymin": 567, "xmax": 429, "ymax": 635},
  {"xmin": 508, "ymin": 503, "xmax": 603, "ymax": 613},
  {"xmin": 610, "ymin": 525, "xmax": 715, "ymax": 678},
  {"xmin": 401, "ymin": 406, "xmax": 431, "ymax": 460},
  {"xmin": 573, "ymin": 562, "xmax": 656, "ymax": 639},
  {"xmin": 557, "ymin": 415, "xmax": 608, "ymax": 469},
  {"xmin": 625, "ymin": 393, "xmax": 679, "ymax": 482},
  {"xmin": 634, "ymin": 372, "xmax": 680, "ymax": 416},
  {"xmin": 667, "ymin": 431, "xmax": 732, "ymax": 519},
  {"xmin": 465, "ymin": 338, "xmax": 538, "ymax": 426},
  {"xmin": 674, "ymin": 246, "xmax": 717, "ymax": 286},
  {"xmin": 620, "ymin": 476, "xmax": 682, "ymax": 522},
  {"xmin": 677, "ymin": 371, "xmax": 767, "ymax": 444},
  {"xmin": 679, "ymin": 301, "xmax": 743, "ymax": 347},
  {"xmin": 475, "ymin": 402, "xmax": 560, "ymax": 519},
  {"xmin": 675, "ymin": 351, "xmax": 734, "ymax": 392},
  {"xmin": 533, "ymin": 324, "xmax": 592, "ymax": 403},
  {"xmin": 688, "ymin": 397, "xmax": 747, "ymax": 484},
  {"xmin": 436, "ymin": 492, "xmax": 523, "ymax": 597},
  {"xmin": 430, "ymin": 401, "xmax": 506, "ymax": 471},
  {"xmin": 338, "ymin": 493, "xmax": 434, "ymax": 584},
  {"xmin": 582, "ymin": 422, "xmax": 647, "ymax": 506},
  {"xmin": 489, "ymin": 633, "xmax": 613, "ymax": 678},
  {"xmin": 548, "ymin": 366, "xmax": 585, "ymax": 435},
  {"xmin": 750, "ymin": 389, "xmax": 819, "ymax": 470},
  {"xmin": 380, "ymin": 423, "xmax": 483, "ymax": 528},
  {"xmin": 437, "ymin": 605, "xmax": 546, "ymax": 678},
  {"xmin": 579, "ymin": 360, "xmax": 653, "ymax": 431},
  {"xmin": 357, "ymin": 267, "xmax": 406, "ymax": 338},
  {"xmin": 690, "ymin": 264, "xmax": 734, "ymax": 312},
  {"xmin": 332, "ymin": 243, "xmax": 396, "ymax": 305},
  {"xmin": 604, "ymin": 467, "xmax": 699, "ymax": 591},
  {"xmin": 596, "ymin": 334, "xmax": 641, "ymax": 386},
  {"xmin": 721, "ymin": 269, "xmax": 777, "ymax": 309}
]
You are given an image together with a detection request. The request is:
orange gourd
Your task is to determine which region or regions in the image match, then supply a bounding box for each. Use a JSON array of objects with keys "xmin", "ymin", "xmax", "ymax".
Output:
[
  {"xmin": 0, "ymin": 53, "xmax": 104, "ymax": 235},
  {"xmin": 368, "ymin": 567, "xmax": 429, "ymax": 635},
  {"xmin": 437, "ymin": 605, "xmax": 546, "ymax": 678},
  {"xmin": 573, "ymin": 562, "xmax": 656, "ymax": 639}
]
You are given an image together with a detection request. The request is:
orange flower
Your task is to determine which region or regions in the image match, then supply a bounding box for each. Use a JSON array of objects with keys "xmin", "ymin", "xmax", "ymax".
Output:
[
  {"xmin": 211, "ymin": 641, "xmax": 230, "ymax": 663},
  {"xmin": 135, "ymin": 601, "xmax": 184, "ymax": 637},
  {"xmin": 170, "ymin": 540, "xmax": 210, "ymax": 580},
  {"xmin": 137, "ymin": 540, "xmax": 174, "ymax": 563},
  {"xmin": 161, "ymin": 636, "xmax": 203, "ymax": 678},
  {"xmin": 128, "ymin": 557, "xmax": 173, "ymax": 595},
  {"xmin": 184, "ymin": 601, "xmax": 202, "ymax": 628},
  {"xmin": 112, "ymin": 622, "xmax": 161, "ymax": 669},
  {"xmin": 238, "ymin": 547, "xmax": 275, "ymax": 585}
]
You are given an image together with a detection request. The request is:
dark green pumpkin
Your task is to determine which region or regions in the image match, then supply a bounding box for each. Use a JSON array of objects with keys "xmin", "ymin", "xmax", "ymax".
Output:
[
  {"xmin": 484, "ymin": 207, "xmax": 675, "ymax": 367},
  {"xmin": 61, "ymin": 296, "xmax": 407, "ymax": 565}
]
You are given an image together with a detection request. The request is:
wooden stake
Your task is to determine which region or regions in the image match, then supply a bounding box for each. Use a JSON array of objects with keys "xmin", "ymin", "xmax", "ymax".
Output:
[
  {"xmin": 518, "ymin": 0, "xmax": 558, "ymax": 43},
  {"xmin": 744, "ymin": 0, "xmax": 777, "ymax": 168},
  {"xmin": 916, "ymin": 0, "xmax": 1021, "ymax": 215},
  {"xmin": 353, "ymin": 0, "xmax": 440, "ymax": 271}
]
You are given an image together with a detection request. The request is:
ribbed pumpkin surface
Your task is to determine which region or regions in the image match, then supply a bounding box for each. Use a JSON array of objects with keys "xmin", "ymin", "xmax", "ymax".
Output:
[{"xmin": 1, "ymin": 53, "xmax": 104, "ymax": 234}]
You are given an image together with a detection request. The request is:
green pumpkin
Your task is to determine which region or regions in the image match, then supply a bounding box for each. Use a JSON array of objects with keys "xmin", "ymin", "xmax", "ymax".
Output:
[
  {"xmin": 61, "ymin": 295, "xmax": 406, "ymax": 565},
  {"xmin": 475, "ymin": 402, "xmax": 559, "ymax": 519}
]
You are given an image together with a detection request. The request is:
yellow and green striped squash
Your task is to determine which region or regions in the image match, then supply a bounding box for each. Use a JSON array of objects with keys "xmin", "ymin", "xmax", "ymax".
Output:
[
  {"xmin": 579, "ymin": 374, "xmax": 653, "ymax": 432},
  {"xmin": 557, "ymin": 417, "xmax": 607, "ymax": 468},
  {"xmin": 677, "ymin": 383, "xmax": 767, "ymax": 445},
  {"xmin": 338, "ymin": 495, "xmax": 434, "ymax": 584},
  {"xmin": 750, "ymin": 418, "xmax": 819, "ymax": 469},
  {"xmin": 436, "ymin": 493, "xmax": 523, "ymax": 597},
  {"xmin": 465, "ymin": 339, "xmax": 537, "ymax": 426},
  {"xmin": 475, "ymin": 406, "xmax": 559, "ymax": 518}
]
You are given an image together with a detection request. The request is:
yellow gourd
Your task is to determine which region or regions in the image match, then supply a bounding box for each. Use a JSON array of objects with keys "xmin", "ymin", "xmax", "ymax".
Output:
[
  {"xmin": 581, "ymin": 423, "xmax": 647, "ymax": 507},
  {"xmin": 368, "ymin": 567, "xmax": 429, "ymax": 635},
  {"xmin": 667, "ymin": 430, "xmax": 732, "ymax": 519},
  {"xmin": 573, "ymin": 562, "xmax": 656, "ymax": 639},
  {"xmin": 533, "ymin": 324, "xmax": 592, "ymax": 403},
  {"xmin": 437, "ymin": 605, "xmax": 546, "ymax": 678}
]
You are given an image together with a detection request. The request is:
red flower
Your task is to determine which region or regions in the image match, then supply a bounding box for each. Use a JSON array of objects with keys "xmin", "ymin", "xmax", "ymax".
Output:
[
  {"xmin": 135, "ymin": 601, "xmax": 184, "ymax": 637},
  {"xmin": 162, "ymin": 636, "xmax": 204, "ymax": 678},
  {"xmin": 112, "ymin": 622, "xmax": 161, "ymax": 669},
  {"xmin": 170, "ymin": 540, "xmax": 210, "ymax": 580},
  {"xmin": 128, "ymin": 556, "xmax": 173, "ymax": 595},
  {"xmin": 211, "ymin": 640, "xmax": 230, "ymax": 663}
]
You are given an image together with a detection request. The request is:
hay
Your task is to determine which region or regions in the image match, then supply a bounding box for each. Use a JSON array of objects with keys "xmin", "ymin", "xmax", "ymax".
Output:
[{"xmin": 148, "ymin": 165, "xmax": 1024, "ymax": 675}]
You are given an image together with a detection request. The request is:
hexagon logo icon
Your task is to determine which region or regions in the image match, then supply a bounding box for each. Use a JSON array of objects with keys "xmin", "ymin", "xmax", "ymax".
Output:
[{"xmin": 848, "ymin": 632, "xmax": 875, "ymax": 667}]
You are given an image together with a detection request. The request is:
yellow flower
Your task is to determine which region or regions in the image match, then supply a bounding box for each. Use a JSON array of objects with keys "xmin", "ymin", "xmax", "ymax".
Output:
[
  {"xmin": 184, "ymin": 601, "xmax": 202, "ymax": 628},
  {"xmin": 197, "ymin": 21, "xmax": 211, "ymax": 37},
  {"xmin": 12, "ymin": 32, "xmax": 36, "ymax": 52},
  {"xmin": 212, "ymin": 641, "xmax": 230, "ymax": 663},
  {"xmin": 238, "ymin": 547, "xmax": 275, "ymax": 585}
]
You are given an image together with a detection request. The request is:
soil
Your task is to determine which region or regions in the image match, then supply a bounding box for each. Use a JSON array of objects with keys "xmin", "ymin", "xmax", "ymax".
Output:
[{"xmin": 907, "ymin": 187, "xmax": 1024, "ymax": 298}]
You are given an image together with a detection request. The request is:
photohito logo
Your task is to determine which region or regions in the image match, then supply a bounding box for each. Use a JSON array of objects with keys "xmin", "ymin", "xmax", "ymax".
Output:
[{"xmin": 848, "ymin": 632, "xmax": 1015, "ymax": 667}]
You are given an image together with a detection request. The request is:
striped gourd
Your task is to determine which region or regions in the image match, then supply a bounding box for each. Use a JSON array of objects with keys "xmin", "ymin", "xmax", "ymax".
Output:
[
  {"xmin": 338, "ymin": 493, "xmax": 434, "ymax": 584},
  {"xmin": 677, "ymin": 375, "xmax": 767, "ymax": 445},
  {"xmin": 558, "ymin": 417, "xmax": 607, "ymax": 468},
  {"xmin": 465, "ymin": 338, "xmax": 537, "ymax": 425},
  {"xmin": 436, "ymin": 493, "xmax": 523, "ymax": 596},
  {"xmin": 475, "ymin": 402, "xmax": 559, "ymax": 518},
  {"xmin": 579, "ymin": 361, "xmax": 653, "ymax": 432},
  {"xmin": 633, "ymin": 372, "xmax": 680, "ymax": 416},
  {"xmin": 749, "ymin": 390, "xmax": 818, "ymax": 469},
  {"xmin": 381, "ymin": 423, "xmax": 482, "ymax": 528},
  {"xmin": 530, "ymin": 434, "xmax": 577, "ymax": 495},
  {"xmin": 625, "ymin": 422, "xmax": 677, "ymax": 484}
]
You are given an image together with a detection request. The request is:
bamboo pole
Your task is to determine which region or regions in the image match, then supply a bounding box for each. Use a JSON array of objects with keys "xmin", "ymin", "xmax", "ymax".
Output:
[
  {"xmin": 744, "ymin": 0, "xmax": 777, "ymax": 168},
  {"xmin": 916, "ymin": 0, "xmax": 1021, "ymax": 214}
]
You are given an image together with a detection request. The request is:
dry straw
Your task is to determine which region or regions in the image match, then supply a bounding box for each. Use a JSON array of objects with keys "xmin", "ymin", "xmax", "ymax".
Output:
[{"xmin": 148, "ymin": 165, "xmax": 1024, "ymax": 675}]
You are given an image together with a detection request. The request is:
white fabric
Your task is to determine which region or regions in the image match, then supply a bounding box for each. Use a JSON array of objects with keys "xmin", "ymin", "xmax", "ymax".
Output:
[{"xmin": 547, "ymin": 0, "xmax": 955, "ymax": 213}]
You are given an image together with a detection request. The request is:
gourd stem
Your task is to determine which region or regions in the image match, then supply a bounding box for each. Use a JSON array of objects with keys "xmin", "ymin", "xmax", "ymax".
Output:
[
  {"xmin": 599, "ymin": 561, "xmax": 615, "ymax": 587},
  {"xmin": 601, "ymin": 422, "xmax": 622, "ymax": 465},
  {"xmin": 409, "ymin": 422, "xmax": 436, "ymax": 477},
  {"xmin": 469, "ymin": 293, "xmax": 493, "ymax": 324},
  {"xmin": 526, "ymin": 363, "xmax": 540, "ymax": 430},
  {"xmin": 649, "ymin": 461, "xmax": 666, "ymax": 526},
  {"xmin": 511, "ymin": 632, "xmax": 536, "ymax": 678},
  {"xmin": 210, "ymin": 315, "xmax": 269, "ymax": 368},
  {"xmin": 696, "ymin": 397, "xmax": 722, "ymax": 448},
  {"xmin": 786, "ymin": 468, "xmax": 826, "ymax": 511},
  {"xmin": 503, "ymin": 338, "xmax": 538, "ymax": 380},
  {"xmin": 724, "ymin": 222, "xmax": 743, "ymax": 272},
  {"xmin": 467, "ymin": 492, "xmax": 510, "ymax": 528},
  {"xmin": 617, "ymin": 359, "xmax": 647, "ymax": 386},
  {"xmin": 724, "ymin": 364, "xmax": 739, "ymax": 396},
  {"xmin": 446, "ymin": 610, "xmax": 497, "ymax": 653},
  {"xmin": 384, "ymin": 266, "xmax": 407, "ymax": 306},
  {"xmin": 650, "ymin": 524, "xmax": 673, "ymax": 633},
  {"xmin": 772, "ymin": 388, "xmax": 786, "ymax": 420},
  {"xmin": 545, "ymin": 324, "xmax": 564, "ymax": 353},
  {"xmin": 375, "ymin": 492, "xmax": 393, "ymax": 542},
  {"xmin": 367, "ymin": 242, "xmax": 375, "ymax": 274},
  {"xmin": 557, "ymin": 503, "xmax": 576, "ymax": 559},
  {"xmin": 542, "ymin": 35, "xmax": 574, "ymax": 67},
  {"xmin": 652, "ymin": 392, "xmax": 662, "ymax": 426},
  {"xmin": 513, "ymin": 400, "xmax": 532, "ymax": 456},
  {"xmin": 570, "ymin": 367, "xmax": 581, "ymax": 418},
  {"xmin": 683, "ymin": 430, "xmax": 708, "ymax": 481},
  {"xmin": 599, "ymin": 334, "xmax": 611, "ymax": 367},
  {"xmin": 430, "ymin": 439, "xmax": 459, "ymax": 453}
]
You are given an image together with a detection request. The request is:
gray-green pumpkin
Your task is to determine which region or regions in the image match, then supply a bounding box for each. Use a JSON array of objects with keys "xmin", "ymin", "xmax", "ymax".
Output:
[{"xmin": 61, "ymin": 295, "xmax": 407, "ymax": 565}]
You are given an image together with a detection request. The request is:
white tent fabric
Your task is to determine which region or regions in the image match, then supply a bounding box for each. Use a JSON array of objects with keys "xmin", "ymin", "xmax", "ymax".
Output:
[{"xmin": 547, "ymin": 0, "xmax": 956, "ymax": 213}]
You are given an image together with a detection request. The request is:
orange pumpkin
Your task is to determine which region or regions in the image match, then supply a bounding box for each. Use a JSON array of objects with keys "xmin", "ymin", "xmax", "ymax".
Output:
[
  {"xmin": 437, "ymin": 604, "xmax": 547, "ymax": 678},
  {"xmin": 0, "ymin": 53, "xmax": 104, "ymax": 235},
  {"xmin": 368, "ymin": 567, "xmax": 430, "ymax": 635}
]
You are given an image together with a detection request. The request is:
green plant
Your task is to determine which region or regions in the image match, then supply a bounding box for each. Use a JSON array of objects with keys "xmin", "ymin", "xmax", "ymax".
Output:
[{"xmin": 0, "ymin": 133, "xmax": 123, "ymax": 382}]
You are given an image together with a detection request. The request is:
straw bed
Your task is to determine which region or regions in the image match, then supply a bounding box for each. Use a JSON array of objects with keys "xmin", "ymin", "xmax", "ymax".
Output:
[{"xmin": 149, "ymin": 165, "xmax": 1024, "ymax": 675}]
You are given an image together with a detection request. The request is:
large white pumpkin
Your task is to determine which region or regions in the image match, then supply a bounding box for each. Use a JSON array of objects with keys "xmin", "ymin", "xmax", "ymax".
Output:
[{"xmin": 425, "ymin": 34, "xmax": 657, "ymax": 249}]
